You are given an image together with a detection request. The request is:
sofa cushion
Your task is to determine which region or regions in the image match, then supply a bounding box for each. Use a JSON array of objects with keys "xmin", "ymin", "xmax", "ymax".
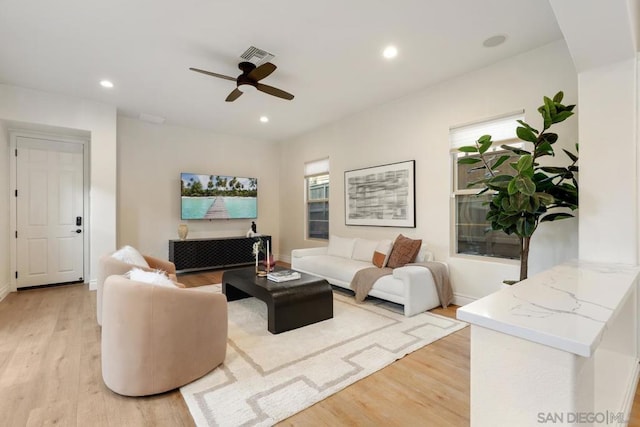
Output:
[
  {"xmin": 372, "ymin": 240, "xmax": 393, "ymax": 268},
  {"xmin": 294, "ymin": 254, "xmax": 371, "ymax": 284},
  {"xmin": 352, "ymin": 238, "xmax": 379, "ymax": 262},
  {"xmin": 111, "ymin": 245, "xmax": 150, "ymax": 268},
  {"xmin": 371, "ymin": 274, "xmax": 404, "ymax": 297},
  {"xmin": 387, "ymin": 235, "xmax": 422, "ymax": 268},
  {"xmin": 127, "ymin": 267, "xmax": 176, "ymax": 287},
  {"xmin": 327, "ymin": 235, "xmax": 356, "ymax": 259}
]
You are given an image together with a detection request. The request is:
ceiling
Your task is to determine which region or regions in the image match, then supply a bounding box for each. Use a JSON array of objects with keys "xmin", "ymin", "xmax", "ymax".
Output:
[{"xmin": 0, "ymin": 0, "xmax": 564, "ymax": 142}]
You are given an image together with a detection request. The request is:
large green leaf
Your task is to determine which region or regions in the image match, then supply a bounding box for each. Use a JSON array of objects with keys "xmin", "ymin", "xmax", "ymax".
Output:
[
  {"xmin": 497, "ymin": 213, "xmax": 520, "ymax": 228},
  {"xmin": 458, "ymin": 146, "xmax": 478, "ymax": 153},
  {"xmin": 544, "ymin": 96, "xmax": 557, "ymax": 115},
  {"xmin": 541, "ymin": 133, "xmax": 558, "ymax": 144},
  {"xmin": 477, "ymin": 134, "xmax": 491, "ymax": 144},
  {"xmin": 500, "ymin": 145, "xmax": 531, "ymax": 155},
  {"xmin": 510, "ymin": 193, "xmax": 529, "ymax": 211},
  {"xmin": 516, "ymin": 126, "xmax": 537, "ymax": 143},
  {"xmin": 540, "ymin": 212, "xmax": 574, "ymax": 222},
  {"xmin": 535, "ymin": 141, "xmax": 554, "ymax": 157},
  {"xmin": 490, "ymin": 155, "xmax": 510, "ymax": 170},
  {"xmin": 540, "ymin": 100, "xmax": 552, "ymax": 129},
  {"xmin": 478, "ymin": 138, "xmax": 493, "ymax": 154},
  {"xmin": 552, "ymin": 91, "xmax": 564, "ymax": 103},
  {"xmin": 517, "ymin": 120, "xmax": 539, "ymax": 134},
  {"xmin": 487, "ymin": 175, "xmax": 512, "ymax": 185},
  {"xmin": 516, "ymin": 217, "xmax": 536, "ymax": 237},
  {"xmin": 552, "ymin": 110, "xmax": 574, "ymax": 124},
  {"xmin": 501, "ymin": 197, "xmax": 511, "ymax": 211},
  {"xmin": 528, "ymin": 195, "xmax": 540, "ymax": 213},
  {"xmin": 515, "ymin": 155, "xmax": 533, "ymax": 173},
  {"xmin": 468, "ymin": 165, "xmax": 489, "ymax": 173},
  {"xmin": 563, "ymin": 149, "xmax": 578, "ymax": 162},
  {"xmin": 540, "ymin": 166, "xmax": 568, "ymax": 174},
  {"xmin": 514, "ymin": 175, "xmax": 536, "ymax": 195},
  {"xmin": 548, "ymin": 186, "xmax": 578, "ymax": 207},
  {"xmin": 535, "ymin": 192, "xmax": 555, "ymax": 205},
  {"xmin": 507, "ymin": 178, "xmax": 518, "ymax": 195},
  {"xmin": 458, "ymin": 157, "xmax": 481, "ymax": 165}
]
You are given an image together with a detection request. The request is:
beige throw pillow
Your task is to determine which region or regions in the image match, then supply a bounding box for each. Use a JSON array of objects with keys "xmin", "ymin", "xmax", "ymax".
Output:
[{"xmin": 386, "ymin": 235, "xmax": 422, "ymax": 268}]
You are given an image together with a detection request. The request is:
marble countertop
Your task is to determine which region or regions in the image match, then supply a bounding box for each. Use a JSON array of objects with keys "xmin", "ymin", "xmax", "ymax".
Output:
[{"xmin": 457, "ymin": 260, "xmax": 640, "ymax": 357}]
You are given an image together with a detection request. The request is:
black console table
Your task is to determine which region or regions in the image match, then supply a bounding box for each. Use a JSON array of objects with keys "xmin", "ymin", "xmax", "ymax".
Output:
[{"xmin": 169, "ymin": 235, "xmax": 271, "ymax": 272}]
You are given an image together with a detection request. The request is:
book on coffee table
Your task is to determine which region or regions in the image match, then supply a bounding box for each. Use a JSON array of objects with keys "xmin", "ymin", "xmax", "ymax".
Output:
[{"xmin": 267, "ymin": 270, "xmax": 302, "ymax": 282}]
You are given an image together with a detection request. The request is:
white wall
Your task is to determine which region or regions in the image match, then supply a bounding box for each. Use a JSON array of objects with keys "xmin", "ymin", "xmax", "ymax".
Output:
[
  {"xmin": 578, "ymin": 58, "xmax": 638, "ymax": 264},
  {"xmin": 278, "ymin": 40, "xmax": 579, "ymax": 302},
  {"xmin": 117, "ymin": 117, "xmax": 281, "ymax": 260},
  {"xmin": 0, "ymin": 84, "xmax": 117, "ymax": 291}
]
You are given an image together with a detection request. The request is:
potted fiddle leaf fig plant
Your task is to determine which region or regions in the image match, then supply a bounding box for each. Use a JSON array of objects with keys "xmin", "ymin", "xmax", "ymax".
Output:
[{"xmin": 457, "ymin": 91, "xmax": 578, "ymax": 282}]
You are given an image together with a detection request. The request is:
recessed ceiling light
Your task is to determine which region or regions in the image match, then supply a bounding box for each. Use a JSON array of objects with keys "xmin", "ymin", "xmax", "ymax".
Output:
[
  {"xmin": 100, "ymin": 80, "xmax": 114, "ymax": 88},
  {"xmin": 483, "ymin": 35, "xmax": 507, "ymax": 48},
  {"xmin": 259, "ymin": 116, "xmax": 269, "ymax": 123},
  {"xmin": 382, "ymin": 45, "xmax": 398, "ymax": 59}
]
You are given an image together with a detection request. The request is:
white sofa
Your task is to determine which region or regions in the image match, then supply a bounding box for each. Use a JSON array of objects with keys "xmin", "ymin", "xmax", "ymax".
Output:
[{"xmin": 291, "ymin": 236, "xmax": 442, "ymax": 316}]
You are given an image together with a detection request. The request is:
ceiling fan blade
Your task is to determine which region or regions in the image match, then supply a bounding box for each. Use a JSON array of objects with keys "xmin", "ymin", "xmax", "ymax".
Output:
[
  {"xmin": 225, "ymin": 88, "xmax": 243, "ymax": 102},
  {"xmin": 256, "ymin": 83, "xmax": 294, "ymax": 100},
  {"xmin": 189, "ymin": 67, "xmax": 236, "ymax": 81},
  {"xmin": 247, "ymin": 62, "xmax": 276, "ymax": 82}
]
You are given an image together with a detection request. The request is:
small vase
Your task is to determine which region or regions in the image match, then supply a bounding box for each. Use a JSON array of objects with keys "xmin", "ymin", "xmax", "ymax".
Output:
[
  {"xmin": 177, "ymin": 224, "xmax": 189, "ymax": 240},
  {"xmin": 262, "ymin": 255, "xmax": 275, "ymax": 272}
]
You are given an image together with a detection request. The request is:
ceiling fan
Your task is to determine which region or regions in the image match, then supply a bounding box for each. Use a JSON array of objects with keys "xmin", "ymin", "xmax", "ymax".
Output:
[{"xmin": 190, "ymin": 61, "xmax": 294, "ymax": 102}]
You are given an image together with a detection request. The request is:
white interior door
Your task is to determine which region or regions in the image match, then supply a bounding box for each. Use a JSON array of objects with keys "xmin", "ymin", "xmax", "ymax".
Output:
[{"xmin": 15, "ymin": 136, "xmax": 84, "ymax": 288}]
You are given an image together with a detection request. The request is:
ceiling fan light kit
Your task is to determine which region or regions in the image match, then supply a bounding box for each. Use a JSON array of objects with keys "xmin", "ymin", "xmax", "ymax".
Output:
[{"xmin": 190, "ymin": 51, "xmax": 294, "ymax": 102}]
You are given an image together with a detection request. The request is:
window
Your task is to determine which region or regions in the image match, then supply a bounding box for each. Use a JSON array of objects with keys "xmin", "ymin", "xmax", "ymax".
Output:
[
  {"xmin": 305, "ymin": 159, "xmax": 329, "ymax": 240},
  {"xmin": 450, "ymin": 112, "xmax": 523, "ymax": 260}
]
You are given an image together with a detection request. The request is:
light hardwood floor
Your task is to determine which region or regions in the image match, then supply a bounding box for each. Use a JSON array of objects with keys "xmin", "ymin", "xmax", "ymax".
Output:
[{"xmin": 1, "ymin": 269, "xmax": 639, "ymax": 426}]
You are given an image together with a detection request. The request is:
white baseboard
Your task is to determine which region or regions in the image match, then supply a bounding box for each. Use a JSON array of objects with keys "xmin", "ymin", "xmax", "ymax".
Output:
[
  {"xmin": 0, "ymin": 283, "xmax": 11, "ymax": 302},
  {"xmin": 452, "ymin": 293, "xmax": 477, "ymax": 306},
  {"xmin": 89, "ymin": 279, "xmax": 97, "ymax": 291}
]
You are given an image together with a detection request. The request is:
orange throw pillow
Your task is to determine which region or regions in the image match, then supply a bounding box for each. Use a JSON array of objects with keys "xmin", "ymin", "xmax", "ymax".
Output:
[
  {"xmin": 386, "ymin": 234, "xmax": 422, "ymax": 268},
  {"xmin": 372, "ymin": 251, "xmax": 387, "ymax": 268}
]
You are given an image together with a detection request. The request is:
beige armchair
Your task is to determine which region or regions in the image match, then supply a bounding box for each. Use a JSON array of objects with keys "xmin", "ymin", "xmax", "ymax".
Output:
[
  {"xmin": 101, "ymin": 275, "xmax": 228, "ymax": 396},
  {"xmin": 97, "ymin": 253, "xmax": 182, "ymax": 325}
]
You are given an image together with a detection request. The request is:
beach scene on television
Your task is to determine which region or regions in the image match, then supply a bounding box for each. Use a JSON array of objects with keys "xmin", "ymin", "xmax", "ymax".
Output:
[{"xmin": 181, "ymin": 173, "xmax": 257, "ymax": 219}]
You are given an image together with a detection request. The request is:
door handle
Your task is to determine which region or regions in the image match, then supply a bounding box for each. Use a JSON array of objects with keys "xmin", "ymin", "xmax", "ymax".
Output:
[{"xmin": 75, "ymin": 229, "xmax": 82, "ymax": 234}]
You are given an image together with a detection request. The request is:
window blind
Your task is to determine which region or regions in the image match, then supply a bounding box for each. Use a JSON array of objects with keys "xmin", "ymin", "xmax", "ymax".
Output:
[
  {"xmin": 449, "ymin": 110, "xmax": 524, "ymax": 149},
  {"xmin": 304, "ymin": 158, "xmax": 329, "ymax": 176}
]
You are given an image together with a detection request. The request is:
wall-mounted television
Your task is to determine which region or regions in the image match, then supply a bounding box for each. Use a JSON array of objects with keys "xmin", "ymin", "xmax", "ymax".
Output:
[{"xmin": 181, "ymin": 173, "xmax": 257, "ymax": 220}]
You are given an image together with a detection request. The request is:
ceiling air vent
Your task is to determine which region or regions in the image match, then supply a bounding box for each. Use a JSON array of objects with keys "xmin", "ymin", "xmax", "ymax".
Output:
[{"xmin": 240, "ymin": 46, "xmax": 275, "ymax": 66}]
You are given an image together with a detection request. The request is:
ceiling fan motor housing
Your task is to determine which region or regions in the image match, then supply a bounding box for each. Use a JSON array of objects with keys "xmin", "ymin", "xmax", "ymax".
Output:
[{"xmin": 238, "ymin": 61, "xmax": 257, "ymax": 74}]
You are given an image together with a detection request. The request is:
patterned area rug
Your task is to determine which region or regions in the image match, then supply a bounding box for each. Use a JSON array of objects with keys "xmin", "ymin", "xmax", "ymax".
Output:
[{"xmin": 181, "ymin": 284, "xmax": 466, "ymax": 427}]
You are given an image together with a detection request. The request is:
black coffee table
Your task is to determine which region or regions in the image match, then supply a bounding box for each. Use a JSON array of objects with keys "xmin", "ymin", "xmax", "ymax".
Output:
[{"xmin": 222, "ymin": 266, "xmax": 333, "ymax": 334}]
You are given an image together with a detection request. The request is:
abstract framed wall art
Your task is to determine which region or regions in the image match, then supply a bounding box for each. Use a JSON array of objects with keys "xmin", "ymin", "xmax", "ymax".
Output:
[{"xmin": 344, "ymin": 160, "xmax": 416, "ymax": 227}]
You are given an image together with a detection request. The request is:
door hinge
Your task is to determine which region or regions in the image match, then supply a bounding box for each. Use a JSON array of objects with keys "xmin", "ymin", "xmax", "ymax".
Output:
[
  {"xmin": 15, "ymin": 230, "xmax": 17, "ymax": 238},
  {"xmin": 15, "ymin": 189, "xmax": 17, "ymax": 197},
  {"xmin": 15, "ymin": 271, "xmax": 18, "ymax": 279},
  {"xmin": 14, "ymin": 148, "xmax": 17, "ymax": 157}
]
